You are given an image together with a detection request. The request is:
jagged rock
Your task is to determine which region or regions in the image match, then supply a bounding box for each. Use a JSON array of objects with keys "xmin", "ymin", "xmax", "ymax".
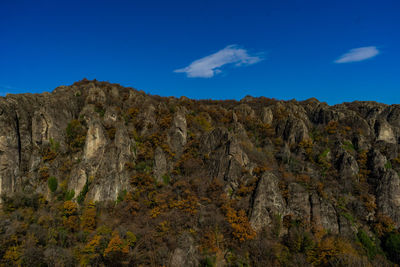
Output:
[
  {"xmin": 287, "ymin": 183, "xmax": 311, "ymax": 223},
  {"xmin": 337, "ymin": 151, "xmax": 359, "ymax": 178},
  {"xmin": 84, "ymin": 121, "xmax": 107, "ymax": 161},
  {"xmin": 368, "ymin": 148, "xmax": 387, "ymax": 179},
  {"xmin": 170, "ymin": 107, "xmax": 187, "ymax": 154},
  {"xmin": 310, "ymin": 194, "xmax": 339, "ymax": 234},
  {"xmin": 283, "ymin": 117, "xmax": 309, "ymax": 144},
  {"xmin": 376, "ymin": 170, "xmax": 400, "ymax": 226},
  {"xmin": 250, "ymin": 172, "xmax": 286, "ymax": 232},
  {"xmin": 261, "ymin": 107, "xmax": 273, "ymax": 124},
  {"xmin": 1, "ymin": 80, "xmax": 400, "ymax": 258},
  {"xmin": 234, "ymin": 103, "xmax": 255, "ymax": 119},
  {"xmin": 337, "ymin": 151, "xmax": 359, "ymax": 190},
  {"xmin": 154, "ymin": 146, "xmax": 167, "ymax": 183},
  {"xmin": 375, "ymin": 119, "xmax": 396, "ymax": 144}
]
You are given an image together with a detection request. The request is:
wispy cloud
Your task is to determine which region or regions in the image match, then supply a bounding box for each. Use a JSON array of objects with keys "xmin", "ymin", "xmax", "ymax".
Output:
[
  {"xmin": 334, "ymin": 46, "xmax": 379, "ymax": 63},
  {"xmin": 174, "ymin": 45, "xmax": 263, "ymax": 78}
]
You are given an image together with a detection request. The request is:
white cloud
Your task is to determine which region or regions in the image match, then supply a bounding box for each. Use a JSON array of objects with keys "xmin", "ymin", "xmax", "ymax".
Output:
[
  {"xmin": 174, "ymin": 45, "xmax": 263, "ymax": 78},
  {"xmin": 334, "ymin": 46, "xmax": 379, "ymax": 63}
]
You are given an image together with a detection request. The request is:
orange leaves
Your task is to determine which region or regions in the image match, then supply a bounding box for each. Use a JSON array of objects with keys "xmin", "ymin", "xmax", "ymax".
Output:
[
  {"xmin": 130, "ymin": 173, "xmax": 155, "ymax": 191},
  {"xmin": 63, "ymin": 201, "xmax": 78, "ymax": 216},
  {"xmin": 169, "ymin": 193, "xmax": 199, "ymax": 215},
  {"xmin": 103, "ymin": 232, "xmax": 129, "ymax": 260},
  {"xmin": 201, "ymin": 228, "xmax": 224, "ymax": 254},
  {"xmin": 222, "ymin": 204, "xmax": 256, "ymax": 242},
  {"xmin": 159, "ymin": 114, "xmax": 172, "ymax": 129},
  {"xmin": 81, "ymin": 202, "xmax": 97, "ymax": 231},
  {"xmin": 360, "ymin": 194, "xmax": 376, "ymax": 213},
  {"xmin": 63, "ymin": 215, "xmax": 79, "ymax": 232},
  {"xmin": 307, "ymin": 236, "xmax": 358, "ymax": 266},
  {"xmin": 126, "ymin": 107, "xmax": 139, "ymax": 121},
  {"xmin": 82, "ymin": 235, "xmax": 102, "ymax": 254},
  {"xmin": 374, "ymin": 213, "xmax": 396, "ymax": 237},
  {"xmin": 325, "ymin": 121, "xmax": 338, "ymax": 135},
  {"xmin": 63, "ymin": 201, "xmax": 79, "ymax": 231}
]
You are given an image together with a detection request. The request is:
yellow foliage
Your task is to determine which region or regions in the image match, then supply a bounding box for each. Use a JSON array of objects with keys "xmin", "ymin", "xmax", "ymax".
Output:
[
  {"xmin": 201, "ymin": 228, "xmax": 224, "ymax": 254},
  {"xmin": 3, "ymin": 246, "xmax": 22, "ymax": 265},
  {"xmin": 103, "ymin": 232, "xmax": 129, "ymax": 260},
  {"xmin": 63, "ymin": 200, "xmax": 78, "ymax": 216},
  {"xmin": 125, "ymin": 231, "xmax": 137, "ymax": 247},
  {"xmin": 169, "ymin": 190, "xmax": 199, "ymax": 215},
  {"xmin": 158, "ymin": 220, "xmax": 170, "ymax": 234},
  {"xmin": 223, "ymin": 204, "xmax": 256, "ymax": 242},
  {"xmin": 325, "ymin": 121, "xmax": 338, "ymax": 134},
  {"xmin": 374, "ymin": 213, "xmax": 396, "ymax": 237},
  {"xmin": 81, "ymin": 202, "xmax": 97, "ymax": 231},
  {"xmin": 82, "ymin": 235, "xmax": 102, "ymax": 254},
  {"xmin": 80, "ymin": 235, "xmax": 103, "ymax": 266},
  {"xmin": 63, "ymin": 215, "xmax": 79, "ymax": 232},
  {"xmin": 39, "ymin": 166, "xmax": 50, "ymax": 180},
  {"xmin": 360, "ymin": 194, "xmax": 376, "ymax": 212},
  {"xmin": 307, "ymin": 236, "xmax": 359, "ymax": 266}
]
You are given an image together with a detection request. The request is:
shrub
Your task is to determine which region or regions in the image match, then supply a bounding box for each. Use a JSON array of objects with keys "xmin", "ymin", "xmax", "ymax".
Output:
[
  {"xmin": 116, "ymin": 190, "xmax": 127, "ymax": 203},
  {"xmin": 66, "ymin": 119, "xmax": 87, "ymax": 151},
  {"xmin": 77, "ymin": 180, "xmax": 90, "ymax": 205},
  {"xmin": 81, "ymin": 202, "xmax": 97, "ymax": 231},
  {"xmin": 64, "ymin": 189, "xmax": 75, "ymax": 201},
  {"xmin": 162, "ymin": 174, "xmax": 171, "ymax": 185},
  {"xmin": 384, "ymin": 161, "xmax": 392, "ymax": 170},
  {"xmin": 384, "ymin": 232, "xmax": 400, "ymax": 263},
  {"xmin": 103, "ymin": 232, "xmax": 129, "ymax": 263},
  {"xmin": 49, "ymin": 138, "xmax": 60, "ymax": 152},
  {"xmin": 39, "ymin": 166, "xmax": 50, "ymax": 180},
  {"xmin": 47, "ymin": 177, "xmax": 58, "ymax": 193},
  {"xmin": 343, "ymin": 141, "xmax": 355, "ymax": 152},
  {"xmin": 222, "ymin": 204, "xmax": 256, "ymax": 242},
  {"xmin": 325, "ymin": 121, "xmax": 338, "ymax": 134},
  {"xmin": 94, "ymin": 103, "xmax": 105, "ymax": 117},
  {"xmin": 357, "ymin": 229, "xmax": 378, "ymax": 259}
]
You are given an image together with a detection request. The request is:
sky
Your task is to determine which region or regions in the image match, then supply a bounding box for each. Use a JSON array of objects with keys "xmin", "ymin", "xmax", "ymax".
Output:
[{"xmin": 0, "ymin": 0, "xmax": 399, "ymax": 104}]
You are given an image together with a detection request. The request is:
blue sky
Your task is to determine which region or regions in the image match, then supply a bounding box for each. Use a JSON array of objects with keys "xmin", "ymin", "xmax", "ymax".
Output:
[{"xmin": 1, "ymin": 0, "xmax": 399, "ymax": 104}]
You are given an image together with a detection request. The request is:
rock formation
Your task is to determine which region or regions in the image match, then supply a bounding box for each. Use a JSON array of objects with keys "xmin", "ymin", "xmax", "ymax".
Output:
[{"xmin": 0, "ymin": 79, "xmax": 400, "ymax": 266}]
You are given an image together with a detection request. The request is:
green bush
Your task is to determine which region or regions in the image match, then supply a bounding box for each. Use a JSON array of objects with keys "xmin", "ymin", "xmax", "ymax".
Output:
[
  {"xmin": 343, "ymin": 141, "xmax": 355, "ymax": 152},
  {"xmin": 116, "ymin": 190, "xmax": 127, "ymax": 203},
  {"xmin": 384, "ymin": 232, "xmax": 400, "ymax": 263},
  {"xmin": 162, "ymin": 174, "xmax": 171, "ymax": 185},
  {"xmin": 48, "ymin": 177, "xmax": 58, "ymax": 193},
  {"xmin": 77, "ymin": 180, "xmax": 90, "ymax": 204},
  {"xmin": 385, "ymin": 161, "xmax": 392, "ymax": 170},
  {"xmin": 357, "ymin": 229, "xmax": 378, "ymax": 259},
  {"xmin": 64, "ymin": 189, "xmax": 75, "ymax": 201},
  {"xmin": 49, "ymin": 137, "xmax": 60, "ymax": 152}
]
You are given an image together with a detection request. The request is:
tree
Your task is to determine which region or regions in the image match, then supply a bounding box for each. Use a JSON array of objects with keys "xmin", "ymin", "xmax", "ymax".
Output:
[{"xmin": 103, "ymin": 232, "xmax": 129, "ymax": 264}]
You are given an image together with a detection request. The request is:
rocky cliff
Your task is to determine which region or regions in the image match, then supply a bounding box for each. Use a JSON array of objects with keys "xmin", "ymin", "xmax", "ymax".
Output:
[{"xmin": 0, "ymin": 79, "xmax": 399, "ymax": 266}]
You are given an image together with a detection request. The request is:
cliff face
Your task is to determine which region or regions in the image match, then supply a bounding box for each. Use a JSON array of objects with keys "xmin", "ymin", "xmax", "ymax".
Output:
[{"xmin": 1, "ymin": 79, "xmax": 400, "ymax": 266}]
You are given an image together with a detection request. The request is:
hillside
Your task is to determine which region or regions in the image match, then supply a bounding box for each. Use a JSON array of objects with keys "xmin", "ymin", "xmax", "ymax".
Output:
[{"xmin": 0, "ymin": 79, "xmax": 399, "ymax": 266}]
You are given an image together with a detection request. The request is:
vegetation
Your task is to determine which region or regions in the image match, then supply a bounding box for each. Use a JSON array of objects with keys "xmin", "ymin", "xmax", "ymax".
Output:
[
  {"xmin": 1, "ymin": 80, "xmax": 400, "ymax": 266},
  {"xmin": 47, "ymin": 176, "xmax": 58, "ymax": 192}
]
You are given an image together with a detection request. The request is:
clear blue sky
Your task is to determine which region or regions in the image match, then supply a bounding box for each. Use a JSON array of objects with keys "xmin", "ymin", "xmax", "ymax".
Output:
[{"xmin": 1, "ymin": 0, "xmax": 399, "ymax": 104}]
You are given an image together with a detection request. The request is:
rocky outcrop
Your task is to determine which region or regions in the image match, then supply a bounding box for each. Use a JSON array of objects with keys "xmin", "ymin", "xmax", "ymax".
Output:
[
  {"xmin": 250, "ymin": 172, "xmax": 286, "ymax": 232},
  {"xmin": 1, "ymin": 80, "xmax": 400, "ymax": 265}
]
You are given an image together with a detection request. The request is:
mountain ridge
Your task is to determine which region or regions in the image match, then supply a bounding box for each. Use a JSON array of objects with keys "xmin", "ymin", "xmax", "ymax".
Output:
[{"xmin": 0, "ymin": 79, "xmax": 399, "ymax": 266}]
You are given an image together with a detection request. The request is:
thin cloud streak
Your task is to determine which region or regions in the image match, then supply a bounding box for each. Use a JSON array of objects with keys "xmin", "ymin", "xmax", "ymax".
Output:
[
  {"xmin": 174, "ymin": 45, "xmax": 263, "ymax": 78},
  {"xmin": 334, "ymin": 46, "xmax": 379, "ymax": 63}
]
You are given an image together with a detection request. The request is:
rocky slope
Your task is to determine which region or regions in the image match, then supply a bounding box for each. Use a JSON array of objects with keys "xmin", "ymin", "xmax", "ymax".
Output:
[{"xmin": 0, "ymin": 79, "xmax": 400, "ymax": 266}]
